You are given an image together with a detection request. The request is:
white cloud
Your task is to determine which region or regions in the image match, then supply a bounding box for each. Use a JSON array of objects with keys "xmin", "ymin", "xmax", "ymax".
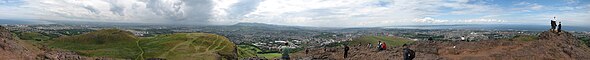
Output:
[
  {"xmin": 414, "ymin": 17, "xmax": 505, "ymax": 24},
  {"xmin": 3, "ymin": 0, "xmax": 215, "ymax": 24},
  {"xmin": 236, "ymin": 0, "xmax": 506, "ymax": 27},
  {"xmin": 0, "ymin": 0, "xmax": 588, "ymax": 27}
]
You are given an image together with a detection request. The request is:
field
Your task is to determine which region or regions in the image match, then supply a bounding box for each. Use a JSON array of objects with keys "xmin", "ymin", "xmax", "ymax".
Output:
[
  {"xmin": 138, "ymin": 33, "xmax": 238, "ymax": 60},
  {"xmin": 16, "ymin": 32, "xmax": 51, "ymax": 41},
  {"xmin": 48, "ymin": 29, "xmax": 140, "ymax": 58},
  {"xmin": 257, "ymin": 53, "xmax": 282, "ymax": 59}
]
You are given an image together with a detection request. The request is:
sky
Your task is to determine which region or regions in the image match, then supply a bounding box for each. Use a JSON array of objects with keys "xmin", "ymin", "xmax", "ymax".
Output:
[{"xmin": 0, "ymin": 0, "xmax": 588, "ymax": 27}]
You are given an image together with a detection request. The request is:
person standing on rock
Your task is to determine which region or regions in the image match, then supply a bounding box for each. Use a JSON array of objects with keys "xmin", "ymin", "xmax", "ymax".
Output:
[
  {"xmin": 551, "ymin": 17, "xmax": 557, "ymax": 32},
  {"xmin": 281, "ymin": 42, "xmax": 291, "ymax": 60},
  {"xmin": 344, "ymin": 45, "xmax": 350, "ymax": 58},
  {"xmin": 403, "ymin": 44, "xmax": 415, "ymax": 60},
  {"xmin": 558, "ymin": 22, "xmax": 562, "ymax": 33}
]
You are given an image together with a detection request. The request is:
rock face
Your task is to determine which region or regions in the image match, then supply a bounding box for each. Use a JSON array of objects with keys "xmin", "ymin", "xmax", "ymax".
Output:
[
  {"xmin": 0, "ymin": 26, "xmax": 38, "ymax": 59},
  {"xmin": 292, "ymin": 31, "xmax": 590, "ymax": 60},
  {"xmin": 0, "ymin": 26, "xmax": 103, "ymax": 60}
]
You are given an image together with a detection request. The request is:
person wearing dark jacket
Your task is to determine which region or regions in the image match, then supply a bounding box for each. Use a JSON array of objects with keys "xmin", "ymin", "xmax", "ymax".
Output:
[
  {"xmin": 344, "ymin": 45, "xmax": 350, "ymax": 58},
  {"xmin": 551, "ymin": 17, "xmax": 557, "ymax": 32},
  {"xmin": 403, "ymin": 44, "xmax": 415, "ymax": 60}
]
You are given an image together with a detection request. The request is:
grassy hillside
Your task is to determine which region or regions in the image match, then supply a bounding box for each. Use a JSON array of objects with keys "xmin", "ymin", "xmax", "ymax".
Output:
[
  {"xmin": 138, "ymin": 33, "xmax": 238, "ymax": 60},
  {"xmin": 237, "ymin": 45, "xmax": 258, "ymax": 58},
  {"xmin": 49, "ymin": 29, "xmax": 140, "ymax": 59},
  {"xmin": 47, "ymin": 29, "xmax": 254, "ymax": 59},
  {"xmin": 348, "ymin": 36, "xmax": 415, "ymax": 47},
  {"xmin": 16, "ymin": 32, "xmax": 51, "ymax": 41}
]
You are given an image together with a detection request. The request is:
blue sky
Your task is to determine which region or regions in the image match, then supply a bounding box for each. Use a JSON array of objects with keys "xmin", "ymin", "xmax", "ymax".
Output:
[{"xmin": 0, "ymin": 0, "xmax": 589, "ymax": 27}]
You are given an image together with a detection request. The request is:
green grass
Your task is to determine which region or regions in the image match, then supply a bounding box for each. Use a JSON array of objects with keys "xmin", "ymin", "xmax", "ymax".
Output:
[
  {"xmin": 48, "ymin": 29, "xmax": 140, "ymax": 59},
  {"xmin": 347, "ymin": 36, "xmax": 415, "ymax": 47},
  {"xmin": 138, "ymin": 33, "xmax": 238, "ymax": 60},
  {"xmin": 237, "ymin": 45, "xmax": 259, "ymax": 58},
  {"xmin": 579, "ymin": 37, "xmax": 590, "ymax": 47},
  {"xmin": 46, "ymin": 29, "xmax": 268, "ymax": 59},
  {"xmin": 257, "ymin": 53, "xmax": 282, "ymax": 59},
  {"xmin": 17, "ymin": 32, "xmax": 51, "ymax": 41}
]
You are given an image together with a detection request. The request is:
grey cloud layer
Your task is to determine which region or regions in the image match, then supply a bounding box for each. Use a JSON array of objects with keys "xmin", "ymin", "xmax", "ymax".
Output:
[
  {"xmin": 14, "ymin": 0, "xmax": 215, "ymax": 24},
  {"xmin": 1, "ymin": 0, "xmax": 588, "ymax": 27}
]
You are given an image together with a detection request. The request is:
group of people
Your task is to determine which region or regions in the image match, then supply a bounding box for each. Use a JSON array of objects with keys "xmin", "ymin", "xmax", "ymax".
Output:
[
  {"xmin": 280, "ymin": 40, "xmax": 416, "ymax": 60},
  {"xmin": 365, "ymin": 41, "xmax": 388, "ymax": 50},
  {"xmin": 550, "ymin": 17, "xmax": 563, "ymax": 33}
]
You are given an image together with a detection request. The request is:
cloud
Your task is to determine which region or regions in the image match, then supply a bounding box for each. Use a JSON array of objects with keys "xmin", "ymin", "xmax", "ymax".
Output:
[
  {"xmin": 414, "ymin": 17, "xmax": 505, "ymax": 24},
  {"xmin": 0, "ymin": 0, "xmax": 588, "ymax": 27},
  {"xmin": 237, "ymin": 0, "xmax": 508, "ymax": 27},
  {"xmin": 1, "ymin": 0, "xmax": 215, "ymax": 24}
]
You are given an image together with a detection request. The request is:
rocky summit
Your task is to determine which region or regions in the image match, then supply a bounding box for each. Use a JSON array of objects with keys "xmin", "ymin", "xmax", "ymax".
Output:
[{"xmin": 292, "ymin": 30, "xmax": 590, "ymax": 60}]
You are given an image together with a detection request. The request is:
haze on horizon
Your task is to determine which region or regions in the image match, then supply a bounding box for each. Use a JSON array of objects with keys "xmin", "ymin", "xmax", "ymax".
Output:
[{"xmin": 0, "ymin": 0, "xmax": 589, "ymax": 27}]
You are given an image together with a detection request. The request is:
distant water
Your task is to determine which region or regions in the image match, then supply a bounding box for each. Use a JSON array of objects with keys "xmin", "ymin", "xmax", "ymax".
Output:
[
  {"xmin": 386, "ymin": 24, "xmax": 590, "ymax": 32},
  {"xmin": 0, "ymin": 19, "xmax": 54, "ymax": 24}
]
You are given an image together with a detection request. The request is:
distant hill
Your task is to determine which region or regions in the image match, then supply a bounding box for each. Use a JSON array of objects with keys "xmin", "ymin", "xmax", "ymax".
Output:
[
  {"xmin": 0, "ymin": 19, "xmax": 54, "ymax": 24},
  {"xmin": 230, "ymin": 22, "xmax": 341, "ymax": 30}
]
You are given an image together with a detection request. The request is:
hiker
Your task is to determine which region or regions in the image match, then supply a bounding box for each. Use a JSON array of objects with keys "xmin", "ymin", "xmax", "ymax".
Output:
[
  {"xmin": 305, "ymin": 47, "xmax": 309, "ymax": 54},
  {"xmin": 403, "ymin": 44, "xmax": 415, "ymax": 60},
  {"xmin": 551, "ymin": 17, "xmax": 557, "ymax": 31},
  {"xmin": 381, "ymin": 42, "xmax": 387, "ymax": 50},
  {"xmin": 368, "ymin": 43, "xmax": 372, "ymax": 48},
  {"xmin": 281, "ymin": 42, "xmax": 290, "ymax": 60},
  {"xmin": 377, "ymin": 41, "xmax": 383, "ymax": 50},
  {"xmin": 344, "ymin": 45, "xmax": 350, "ymax": 58},
  {"xmin": 558, "ymin": 22, "xmax": 562, "ymax": 32}
]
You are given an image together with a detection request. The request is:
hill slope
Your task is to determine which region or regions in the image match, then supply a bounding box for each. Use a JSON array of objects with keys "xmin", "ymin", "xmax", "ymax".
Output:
[
  {"xmin": 0, "ymin": 26, "xmax": 98, "ymax": 60},
  {"xmin": 0, "ymin": 26, "xmax": 40, "ymax": 59},
  {"xmin": 139, "ymin": 33, "xmax": 239, "ymax": 60},
  {"xmin": 49, "ymin": 29, "xmax": 140, "ymax": 58},
  {"xmin": 292, "ymin": 31, "xmax": 590, "ymax": 60},
  {"xmin": 348, "ymin": 36, "xmax": 414, "ymax": 47}
]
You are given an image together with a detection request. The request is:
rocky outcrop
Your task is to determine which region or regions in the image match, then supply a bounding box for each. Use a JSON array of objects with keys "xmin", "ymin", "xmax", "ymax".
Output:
[
  {"xmin": 0, "ymin": 26, "xmax": 38, "ymax": 59},
  {"xmin": 292, "ymin": 31, "xmax": 590, "ymax": 60}
]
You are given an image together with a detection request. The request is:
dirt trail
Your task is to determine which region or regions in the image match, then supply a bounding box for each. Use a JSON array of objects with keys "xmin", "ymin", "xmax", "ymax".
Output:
[{"xmin": 292, "ymin": 31, "xmax": 590, "ymax": 60}]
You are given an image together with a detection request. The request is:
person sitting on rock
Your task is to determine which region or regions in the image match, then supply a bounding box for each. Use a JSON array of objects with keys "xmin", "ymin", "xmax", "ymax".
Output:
[
  {"xmin": 403, "ymin": 44, "xmax": 415, "ymax": 60},
  {"xmin": 381, "ymin": 42, "xmax": 387, "ymax": 50},
  {"xmin": 377, "ymin": 41, "xmax": 383, "ymax": 50},
  {"xmin": 368, "ymin": 43, "xmax": 372, "ymax": 48}
]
